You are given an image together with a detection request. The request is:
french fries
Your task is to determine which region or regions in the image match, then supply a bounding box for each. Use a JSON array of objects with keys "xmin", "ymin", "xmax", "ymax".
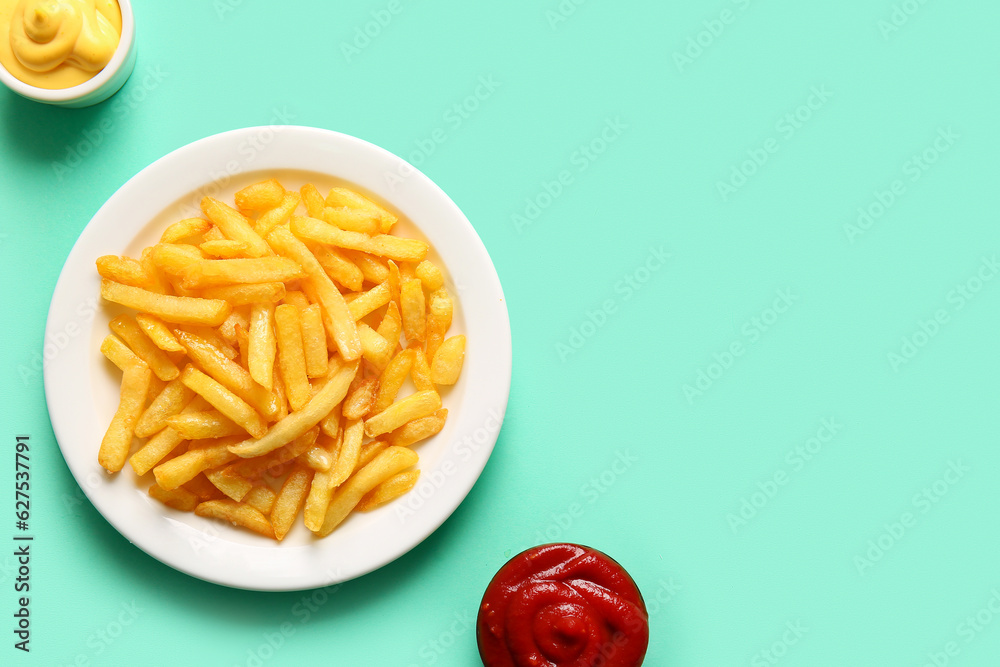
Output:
[
  {"xmin": 180, "ymin": 366, "xmax": 269, "ymax": 439},
  {"xmin": 235, "ymin": 178, "xmax": 284, "ymax": 211},
  {"xmin": 228, "ymin": 360, "xmax": 357, "ymax": 458},
  {"xmin": 274, "ymin": 304, "xmax": 311, "ymax": 411},
  {"xmin": 200, "ymin": 197, "xmax": 271, "ymax": 258},
  {"xmin": 248, "ymin": 303, "xmax": 276, "ymax": 391},
  {"xmin": 365, "ymin": 390, "xmax": 442, "ymax": 438},
  {"xmin": 167, "ymin": 410, "xmax": 245, "ymax": 439},
  {"xmin": 431, "ymin": 335, "xmax": 466, "ymax": 385},
  {"xmin": 325, "ymin": 185, "xmax": 398, "ymax": 233},
  {"xmin": 98, "ymin": 365, "xmax": 152, "ymax": 472},
  {"xmin": 180, "ymin": 257, "xmax": 303, "ymax": 289},
  {"xmin": 317, "ymin": 446, "xmax": 419, "ymax": 537},
  {"xmin": 135, "ymin": 314, "xmax": 184, "ymax": 352},
  {"xmin": 400, "ymin": 278, "xmax": 426, "ymax": 342},
  {"xmin": 95, "ymin": 178, "xmax": 466, "ymax": 540},
  {"xmin": 101, "ymin": 279, "xmax": 231, "ymax": 326},
  {"xmin": 290, "ymin": 216, "xmax": 428, "ymax": 263},
  {"xmin": 267, "ymin": 226, "xmax": 361, "ymax": 361},
  {"xmin": 195, "ymin": 499, "xmax": 275, "ymax": 539},
  {"xmin": 160, "ymin": 217, "xmax": 211, "ymax": 244},
  {"xmin": 135, "ymin": 378, "xmax": 194, "ymax": 438},
  {"xmin": 270, "ymin": 466, "xmax": 313, "ymax": 541},
  {"xmin": 357, "ymin": 470, "xmax": 420, "ymax": 511},
  {"xmin": 299, "ymin": 304, "xmax": 329, "ymax": 378},
  {"xmin": 109, "ymin": 314, "xmax": 180, "ymax": 381},
  {"xmin": 97, "ymin": 255, "xmax": 150, "ymax": 288}
]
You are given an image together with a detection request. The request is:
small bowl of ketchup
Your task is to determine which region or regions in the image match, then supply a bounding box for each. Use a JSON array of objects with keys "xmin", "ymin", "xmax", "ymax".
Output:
[{"xmin": 478, "ymin": 543, "xmax": 650, "ymax": 667}]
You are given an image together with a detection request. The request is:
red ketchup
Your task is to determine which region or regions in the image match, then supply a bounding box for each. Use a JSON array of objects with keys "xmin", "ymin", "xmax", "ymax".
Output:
[{"xmin": 477, "ymin": 543, "xmax": 649, "ymax": 667}]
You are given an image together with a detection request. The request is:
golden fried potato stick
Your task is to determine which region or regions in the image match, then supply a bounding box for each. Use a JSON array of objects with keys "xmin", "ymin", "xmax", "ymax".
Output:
[
  {"xmin": 400, "ymin": 278, "xmax": 426, "ymax": 342},
  {"xmin": 226, "ymin": 426, "xmax": 319, "ymax": 479},
  {"xmin": 228, "ymin": 360, "xmax": 358, "ymax": 458},
  {"xmin": 101, "ymin": 279, "xmax": 231, "ymax": 326},
  {"xmin": 167, "ymin": 410, "xmax": 246, "ymax": 439},
  {"xmin": 301, "ymin": 440, "xmax": 335, "ymax": 472},
  {"xmin": 235, "ymin": 178, "xmax": 284, "ymax": 211},
  {"xmin": 148, "ymin": 484, "xmax": 200, "ymax": 512},
  {"xmin": 373, "ymin": 349, "xmax": 413, "ymax": 414},
  {"xmin": 255, "ymin": 191, "xmax": 301, "ymax": 237},
  {"xmin": 388, "ymin": 409, "xmax": 447, "ymax": 447},
  {"xmin": 201, "ymin": 282, "xmax": 286, "ymax": 306},
  {"xmin": 160, "ymin": 217, "xmax": 211, "ymax": 244},
  {"xmin": 200, "ymin": 196, "xmax": 271, "ymax": 258},
  {"xmin": 376, "ymin": 302, "xmax": 402, "ymax": 353},
  {"xmin": 310, "ymin": 243, "xmax": 364, "ymax": 292},
  {"xmin": 357, "ymin": 470, "xmax": 420, "ymax": 511},
  {"xmin": 175, "ymin": 331, "xmax": 279, "ymax": 421},
  {"xmin": 274, "ymin": 304, "xmax": 310, "ymax": 411},
  {"xmin": 150, "ymin": 243, "xmax": 204, "ymax": 276},
  {"xmin": 204, "ymin": 467, "xmax": 254, "ymax": 502},
  {"xmin": 329, "ymin": 418, "xmax": 363, "ymax": 487},
  {"xmin": 267, "ymin": 226, "xmax": 361, "ymax": 360},
  {"xmin": 425, "ymin": 287, "xmax": 453, "ymax": 361},
  {"xmin": 431, "ymin": 335, "xmax": 466, "ymax": 386},
  {"xmin": 153, "ymin": 437, "xmax": 241, "ymax": 490},
  {"xmin": 316, "ymin": 446, "xmax": 418, "ymax": 537},
  {"xmin": 321, "ymin": 206, "xmax": 379, "ymax": 235},
  {"xmin": 300, "ymin": 184, "xmax": 326, "ymax": 218},
  {"xmin": 414, "ymin": 260, "xmax": 444, "ymax": 292},
  {"xmin": 347, "ymin": 251, "xmax": 390, "ymax": 284},
  {"xmin": 200, "ymin": 239, "xmax": 249, "ymax": 259},
  {"xmin": 135, "ymin": 314, "xmax": 184, "ymax": 352},
  {"xmin": 195, "ymin": 499, "xmax": 274, "ymax": 539},
  {"xmin": 218, "ymin": 308, "xmax": 250, "ymax": 345},
  {"xmin": 303, "ymin": 469, "xmax": 336, "ymax": 532},
  {"xmin": 109, "ymin": 314, "xmax": 180, "ymax": 381},
  {"xmin": 129, "ymin": 396, "xmax": 211, "ymax": 476},
  {"xmin": 180, "ymin": 257, "xmax": 304, "ymax": 289},
  {"xmin": 244, "ymin": 483, "xmax": 277, "ymax": 514},
  {"xmin": 135, "ymin": 378, "xmax": 195, "ymax": 438},
  {"xmin": 100, "ymin": 334, "xmax": 146, "ymax": 372},
  {"xmin": 179, "ymin": 366, "xmax": 269, "ymax": 439},
  {"xmin": 290, "ymin": 216, "xmax": 427, "ymax": 263},
  {"xmin": 176, "ymin": 324, "xmax": 238, "ymax": 359},
  {"xmin": 137, "ymin": 247, "xmax": 170, "ymax": 295},
  {"xmin": 357, "ymin": 440, "xmax": 388, "ymax": 469},
  {"xmin": 348, "ymin": 281, "xmax": 390, "ymax": 321},
  {"xmin": 99, "ymin": 365, "xmax": 152, "ymax": 473},
  {"xmin": 299, "ymin": 304, "xmax": 329, "ymax": 378},
  {"xmin": 182, "ymin": 473, "xmax": 225, "ymax": 501},
  {"xmin": 247, "ymin": 303, "xmax": 276, "ymax": 391},
  {"xmin": 365, "ymin": 390, "xmax": 442, "ymax": 438},
  {"xmin": 324, "ymin": 186, "xmax": 398, "ymax": 233},
  {"xmin": 271, "ymin": 466, "xmax": 313, "ymax": 541},
  {"xmin": 358, "ymin": 323, "xmax": 392, "ymax": 370},
  {"xmin": 282, "ymin": 290, "xmax": 310, "ymax": 310},
  {"xmin": 342, "ymin": 376, "xmax": 377, "ymax": 420},
  {"xmin": 96, "ymin": 255, "xmax": 151, "ymax": 288},
  {"xmin": 407, "ymin": 343, "xmax": 435, "ymax": 392},
  {"xmin": 387, "ymin": 260, "xmax": 401, "ymax": 306}
]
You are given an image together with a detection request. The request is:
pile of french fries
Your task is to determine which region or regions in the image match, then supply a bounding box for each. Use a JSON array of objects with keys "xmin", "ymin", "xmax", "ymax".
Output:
[{"xmin": 95, "ymin": 178, "xmax": 465, "ymax": 541}]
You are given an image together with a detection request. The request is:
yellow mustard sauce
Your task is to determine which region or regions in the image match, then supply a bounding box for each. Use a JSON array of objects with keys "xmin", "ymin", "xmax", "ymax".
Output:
[{"xmin": 0, "ymin": 0, "xmax": 120, "ymax": 89}]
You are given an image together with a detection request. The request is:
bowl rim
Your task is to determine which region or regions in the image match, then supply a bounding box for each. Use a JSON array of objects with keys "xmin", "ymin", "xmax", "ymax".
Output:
[{"xmin": 0, "ymin": 0, "xmax": 135, "ymax": 102}]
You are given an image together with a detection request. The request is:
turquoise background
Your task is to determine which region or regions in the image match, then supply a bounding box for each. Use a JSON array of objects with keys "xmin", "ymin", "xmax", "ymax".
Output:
[{"xmin": 1, "ymin": 0, "xmax": 999, "ymax": 664}]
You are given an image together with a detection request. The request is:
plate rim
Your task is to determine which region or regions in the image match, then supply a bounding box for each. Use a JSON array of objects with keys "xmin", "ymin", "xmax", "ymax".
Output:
[{"xmin": 43, "ymin": 125, "xmax": 512, "ymax": 591}]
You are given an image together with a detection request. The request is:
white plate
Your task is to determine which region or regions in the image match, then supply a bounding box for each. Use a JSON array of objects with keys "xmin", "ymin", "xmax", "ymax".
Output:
[{"xmin": 44, "ymin": 126, "xmax": 511, "ymax": 591}]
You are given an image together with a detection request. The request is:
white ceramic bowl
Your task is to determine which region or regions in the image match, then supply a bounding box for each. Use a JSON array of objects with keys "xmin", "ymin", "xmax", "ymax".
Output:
[
  {"xmin": 44, "ymin": 126, "xmax": 512, "ymax": 590},
  {"xmin": 0, "ymin": 0, "xmax": 136, "ymax": 108}
]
